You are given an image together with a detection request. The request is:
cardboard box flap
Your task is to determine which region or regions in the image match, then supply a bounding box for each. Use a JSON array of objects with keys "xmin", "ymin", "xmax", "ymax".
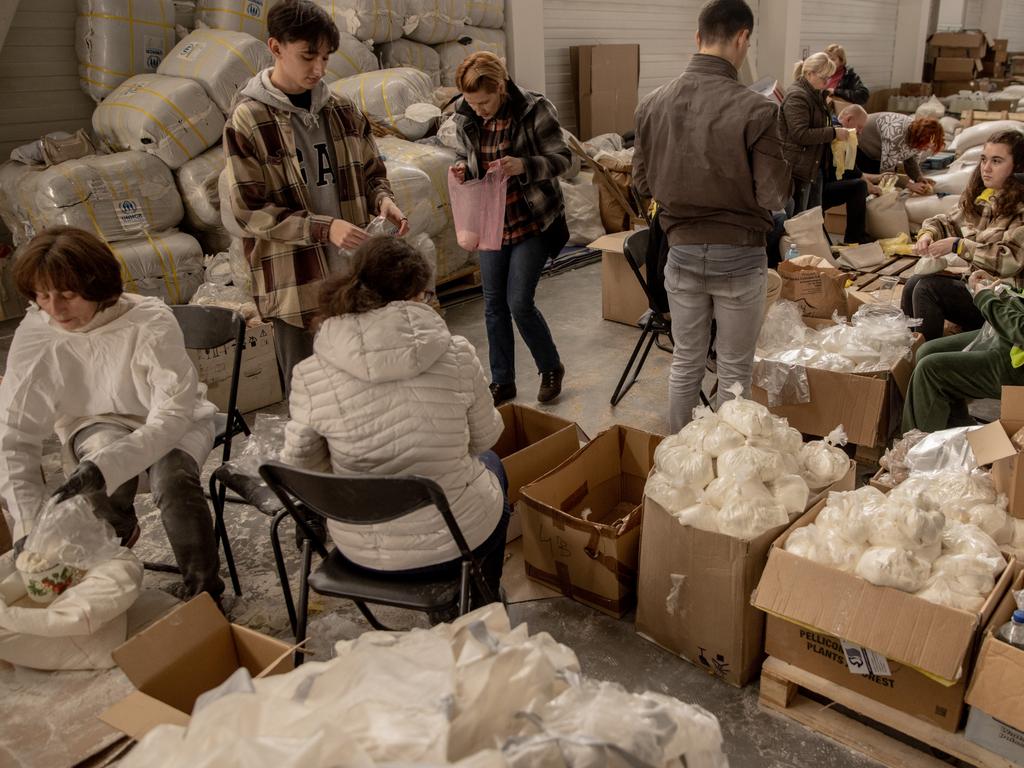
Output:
[
  {"xmin": 99, "ymin": 690, "xmax": 191, "ymax": 740},
  {"xmin": 493, "ymin": 405, "xmax": 575, "ymax": 457},
  {"xmin": 588, "ymin": 230, "xmax": 633, "ymax": 253},
  {"xmin": 965, "ymin": 569, "xmax": 1024, "ymax": 729},
  {"xmin": 1001, "ymin": 386, "xmax": 1024, "ymax": 430},
  {"xmin": 232, "ymin": 623, "xmax": 296, "ymax": 676},
  {"xmin": 968, "ymin": 420, "xmax": 1017, "ymax": 467}
]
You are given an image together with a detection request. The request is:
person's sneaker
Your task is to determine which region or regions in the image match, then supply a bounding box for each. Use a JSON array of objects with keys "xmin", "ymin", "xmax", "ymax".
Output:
[
  {"xmin": 537, "ymin": 364, "xmax": 565, "ymax": 403},
  {"xmin": 489, "ymin": 381, "xmax": 517, "ymax": 407}
]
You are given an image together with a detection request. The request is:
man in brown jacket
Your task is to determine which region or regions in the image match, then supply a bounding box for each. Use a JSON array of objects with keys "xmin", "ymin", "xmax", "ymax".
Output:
[{"xmin": 633, "ymin": 0, "xmax": 789, "ymax": 431}]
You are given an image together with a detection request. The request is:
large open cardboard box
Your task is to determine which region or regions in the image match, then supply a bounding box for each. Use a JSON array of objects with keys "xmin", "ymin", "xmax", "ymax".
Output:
[
  {"xmin": 493, "ymin": 403, "xmax": 582, "ymax": 542},
  {"xmin": 591, "ymin": 230, "xmax": 651, "ymax": 327},
  {"xmin": 186, "ymin": 321, "xmax": 283, "ymax": 414},
  {"xmin": 753, "ymin": 501, "xmax": 1015, "ymax": 731},
  {"xmin": 100, "ymin": 594, "xmax": 294, "ymax": 739},
  {"xmin": 964, "ymin": 568, "xmax": 1024, "ymax": 762},
  {"xmin": 967, "ymin": 387, "xmax": 1024, "ymax": 519},
  {"xmin": 635, "ymin": 461, "xmax": 854, "ymax": 688},
  {"xmin": 520, "ymin": 425, "xmax": 663, "ymax": 617},
  {"xmin": 570, "ymin": 44, "xmax": 640, "ymax": 140}
]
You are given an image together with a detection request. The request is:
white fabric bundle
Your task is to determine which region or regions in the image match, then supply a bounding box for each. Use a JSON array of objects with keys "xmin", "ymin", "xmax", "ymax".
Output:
[
  {"xmin": 314, "ymin": 0, "xmax": 406, "ymax": 43},
  {"xmin": 950, "ymin": 119, "xmax": 1024, "ymax": 155},
  {"xmin": 195, "ymin": 0, "xmax": 278, "ymax": 39},
  {"xmin": 383, "ymin": 158, "xmax": 447, "ymax": 238},
  {"xmin": 674, "ymin": 407, "xmax": 746, "ymax": 458},
  {"xmin": 378, "ymin": 39, "xmax": 442, "ymax": 86},
  {"xmin": 17, "ymin": 152, "xmax": 184, "ymax": 244},
  {"xmin": 405, "ymin": 0, "xmax": 468, "ymax": 44},
  {"xmin": 157, "ymin": 28, "xmax": 273, "ymax": 113},
  {"xmin": 654, "ymin": 442, "xmax": 715, "ymax": 490},
  {"xmin": 329, "ymin": 68, "xmax": 436, "ymax": 139},
  {"xmin": 176, "ymin": 146, "xmax": 226, "ymax": 231},
  {"xmin": 108, "ymin": 229, "xmax": 206, "ymax": 303},
  {"xmin": 435, "ymin": 27, "xmax": 507, "ymax": 86},
  {"xmin": 93, "ymin": 74, "xmax": 226, "ymax": 169},
  {"xmin": 855, "ymin": 547, "xmax": 931, "ymax": 592},
  {"xmin": 645, "ymin": 472, "xmax": 698, "ymax": 516},
  {"xmin": 76, "ymin": 0, "xmax": 178, "ymax": 101},
  {"xmin": 466, "ymin": 0, "xmax": 502, "ymax": 27},
  {"xmin": 770, "ymin": 475, "xmax": 810, "ymax": 517},
  {"xmin": 325, "ymin": 32, "xmax": 379, "ymax": 82},
  {"xmin": 560, "ymin": 175, "xmax": 605, "ymax": 246},
  {"xmin": 905, "ymin": 194, "xmax": 959, "ymax": 227}
]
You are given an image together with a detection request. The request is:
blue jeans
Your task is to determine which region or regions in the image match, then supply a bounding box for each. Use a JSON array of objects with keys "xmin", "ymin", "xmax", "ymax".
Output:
[
  {"xmin": 665, "ymin": 245, "xmax": 767, "ymax": 432},
  {"xmin": 479, "ymin": 235, "xmax": 561, "ymax": 385}
]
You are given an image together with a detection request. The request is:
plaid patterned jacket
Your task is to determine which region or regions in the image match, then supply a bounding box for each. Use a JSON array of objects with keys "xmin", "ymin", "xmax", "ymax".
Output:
[{"xmin": 224, "ymin": 85, "xmax": 393, "ymax": 328}]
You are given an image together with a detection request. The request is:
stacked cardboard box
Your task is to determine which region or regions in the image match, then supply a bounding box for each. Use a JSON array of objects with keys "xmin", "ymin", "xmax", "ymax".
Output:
[
  {"xmin": 928, "ymin": 31, "xmax": 988, "ymax": 97},
  {"xmin": 981, "ymin": 38, "xmax": 1010, "ymax": 78}
]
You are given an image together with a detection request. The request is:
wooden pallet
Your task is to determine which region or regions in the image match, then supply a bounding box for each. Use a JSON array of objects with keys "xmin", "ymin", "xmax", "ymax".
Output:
[
  {"xmin": 962, "ymin": 110, "xmax": 1024, "ymax": 126},
  {"xmin": 436, "ymin": 263, "xmax": 480, "ymax": 289},
  {"xmin": 759, "ymin": 657, "xmax": 1017, "ymax": 768},
  {"xmin": 845, "ymin": 255, "xmax": 920, "ymax": 292}
]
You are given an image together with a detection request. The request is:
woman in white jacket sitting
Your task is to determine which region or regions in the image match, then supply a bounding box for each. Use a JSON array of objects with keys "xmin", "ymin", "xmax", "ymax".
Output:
[
  {"xmin": 0, "ymin": 227, "xmax": 223, "ymax": 599},
  {"xmin": 280, "ymin": 236, "xmax": 509, "ymax": 605}
]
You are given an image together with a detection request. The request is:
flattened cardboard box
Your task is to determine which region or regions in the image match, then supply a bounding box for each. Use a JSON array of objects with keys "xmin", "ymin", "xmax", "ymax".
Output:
[
  {"xmin": 635, "ymin": 461, "xmax": 854, "ymax": 688},
  {"xmin": 520, "ymin": 425, "xmax": 664, "ymax": 618},
  {"xmin": 570, "ymin": 44, "xmax": 640, "ymax": 140},
  {"xmin": 100, "ymin": 593, "xmax": 294, "ymax": 739},
  {"xmin": 591, "ymin": 231, "xmax": 651, "ymax": 327},
  {"xmin": 967, "ymin": 386, "xmax": 1024, "ymax": 519},
  {"xmin": 965, "ymin": 568, "xmax": 1024, "ymax": 761},
  {"xmin": 493, "ymin": 403, "xmax": 582, "ymax": 542},
  {"xmin": 753, "ymin": 501, "xmax": 1014, "ymax": 731},
  {"xmin": 186, "ymin": 321, "xmax": 283, "ymax": 414}
]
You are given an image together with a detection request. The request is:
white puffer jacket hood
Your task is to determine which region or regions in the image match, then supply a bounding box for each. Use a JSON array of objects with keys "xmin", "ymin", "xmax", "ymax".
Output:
[{"xmin": 281, "ymin": 301, "xmax": 505, "ymax": 571}]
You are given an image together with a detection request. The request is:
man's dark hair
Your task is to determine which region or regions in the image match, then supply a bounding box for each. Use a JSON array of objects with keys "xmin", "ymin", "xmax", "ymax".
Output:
[
  {"xmin": 267, "ymin": 0, "xmax": 340, "ymax": 53},
  {"xmin": 698, "ymin": 0, "xmax": 754, "ymax": 44}
]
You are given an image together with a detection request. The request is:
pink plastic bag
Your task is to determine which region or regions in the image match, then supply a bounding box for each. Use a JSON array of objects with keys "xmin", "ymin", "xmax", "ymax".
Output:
[{"xmin": 447, "ymin": 163, "xmax": 507, "ymax": 251}]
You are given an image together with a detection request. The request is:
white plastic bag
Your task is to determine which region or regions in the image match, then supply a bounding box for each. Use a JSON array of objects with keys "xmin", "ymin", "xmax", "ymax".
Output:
[
  {"xmin": 798, "ymin": 426, "xmax": 850, "ymax": 489},
  {"xmin": 653, "ymin": 443, "xmax": 715, "ymax": 490},
  {"xmin": 644, "ymin": 472, "xmax": 698, "ymax": 514},
  {"xmin": 855, "ymin": 547, "xmax": 931, "ymax": 592},
  {"xmin": 23, "ymin": 496, "xmax": 123, "ymax": 571},
  {"xmin": 717, "ymin": 383, "xmax": 775, "ymax": 437}
]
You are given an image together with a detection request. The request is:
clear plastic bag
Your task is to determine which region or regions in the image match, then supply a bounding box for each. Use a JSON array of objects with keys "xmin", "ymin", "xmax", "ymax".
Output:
[
  {"xmin": 447, "ymin": 163, "xmax": 507, "ymax": 251},
  {"xmin": 189, "ymin": 281, "xmax": 260, "ymax": 324},
  {"xmin": 964, "ymin": 323, "xmax": 1001, "ymax": 353},
  {"xmin": 22, "ymin": 496, "xmax": 122, "ymax": 571},
  {"xmin": 232, "ymin": 414, "xmax": 289, "ymax": 477},
  {"xmin": 879, "ymin": 429, "xmax": 928, "ymax": 484}
]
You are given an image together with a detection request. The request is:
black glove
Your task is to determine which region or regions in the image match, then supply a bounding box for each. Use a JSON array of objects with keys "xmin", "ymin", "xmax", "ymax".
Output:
[{"xmin": 52, "ymin": 460, "xmax": 106, "ymax": 502}]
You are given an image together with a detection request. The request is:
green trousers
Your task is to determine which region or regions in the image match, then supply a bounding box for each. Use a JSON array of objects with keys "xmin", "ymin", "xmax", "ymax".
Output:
[{"xmin": 902, "ymin": 328, "xmax": 1024, "ymax": 433}]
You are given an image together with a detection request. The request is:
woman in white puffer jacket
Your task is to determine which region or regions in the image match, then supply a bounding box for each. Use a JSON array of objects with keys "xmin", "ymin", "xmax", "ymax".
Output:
[{"xmin": 280, "ymin": 236, "xmax": 509, "ymax": 600}]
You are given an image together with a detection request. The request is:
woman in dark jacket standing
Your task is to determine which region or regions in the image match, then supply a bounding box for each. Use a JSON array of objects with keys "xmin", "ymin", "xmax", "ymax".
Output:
[
  {"xmin": 780, "ymin": 52, "xmax": 853, "ymax": 213},
  {"xmin": 450, "ymin": 51, "xmax": 572, "ymax": 406},
  {"xmin": 824, "ymin": 43, "xmax": 869, "ymax": 105}
]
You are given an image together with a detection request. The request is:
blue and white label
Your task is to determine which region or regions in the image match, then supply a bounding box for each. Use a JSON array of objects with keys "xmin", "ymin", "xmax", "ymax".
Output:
[
  {"xmin": 115, "ymin": 198, "xmax": 147, "ymax": 230},
  {"xmin": 144, "ymin": 36, "xmax": 164, "ymax": 71},
  {"xmin": 840, "ymin": 640, "xmax": 892, "ymax": 677},
  {"xmin": 246, "ymin": 0, "xmax": 264, "ymax": 18}
]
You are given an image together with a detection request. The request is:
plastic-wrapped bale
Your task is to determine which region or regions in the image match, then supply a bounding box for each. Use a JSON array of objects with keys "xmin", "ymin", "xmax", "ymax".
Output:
[
  {"xmin": 329, "ymin": 68, "xmax": 436, "ymax": 139},
  {"xmin": 314, "ymin": 0, "xmax": 406, "ymax": 43},
  {"xmin": 0, "ymin": 162, "xmax": 46, "ymax": 246},
  {"xmin": 76, "ymin": 0, "xmax": 178, "ymax": 101},
  {"xmin": 949, "ymin": 119, "xmax": 1024, "ymax": 156},
  {"xmin": 157, "ymin": 28, "xmax": 272, "ymax": 113},
  {"xmin": 174, "ymin": 0, "xmax": 196, "ymax": 33},
  {"xmin": 108, "ymin": 230, "xmax": 205, "ymax": 303},
  {"xmin": 432, "ymin": 226, "xmax": 476, "ymax": 280},
  {"xmin": 175, "ymin": 146, "xmax": 226, "ymax": 231},
  {"xmin": 435, "ymin": 27, "xmax": 506, "ymax": 87},
  {"xmin": 15, "ymin": 152, "xmax": 185, "ymax": 244},
  {"xmin": 93, "ymin": 74, "xmax": 226, "ymax": 170},
  {"xmin": 466, "ymin": 0, "xmax": 502, "ymax": 28},
  {"xmin": 324, "ymin": 32, "xmax": 379, "ymax": 82},
  {"xmin": 195, "ymin": 0, "xmax": 279, "ymax": 39},
  {"xmin": 404, "ymin": 0, "xmax": 468, "ymax": 44},
  {"xmin": 384, "ymin": 159, "xmax": 448, "ymax": 238},
  {"xmin": 377, "ymin": 39, "xmax": 442, "ymax": 87},
  {"xmin": 905, "ymin": 194, "xmax": 960, "ymax": 228}
]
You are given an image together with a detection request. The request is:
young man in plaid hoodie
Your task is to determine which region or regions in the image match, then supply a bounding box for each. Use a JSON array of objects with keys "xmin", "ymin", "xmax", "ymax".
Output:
[{"xmin": 223, "ymin": 0, "xmax": 408, "ymax": 394}]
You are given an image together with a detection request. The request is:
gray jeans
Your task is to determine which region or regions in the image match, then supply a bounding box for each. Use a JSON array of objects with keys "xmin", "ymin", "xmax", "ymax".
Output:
[
  {"xmin": 664, "ymin": 245, "xmax": 767, "ymax": 432},
  {"xmin": 72, "ymin": 424, "xmax": 224, "ymax": 597}
]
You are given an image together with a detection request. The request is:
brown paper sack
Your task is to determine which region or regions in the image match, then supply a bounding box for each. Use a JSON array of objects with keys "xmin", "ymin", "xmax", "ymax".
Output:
[{"xmin": 778, "ymin": 255, "xmax": 850, "ymax": 319}]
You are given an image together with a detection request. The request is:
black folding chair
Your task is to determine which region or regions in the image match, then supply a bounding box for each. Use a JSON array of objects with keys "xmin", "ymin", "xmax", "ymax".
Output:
[
  {"xmin": 259, "ymin": 461, "xmax": 497, "ymax": 665},
  {"xmin": 167, "ymin": 304, "xmax": 251, "ymax": 595}
]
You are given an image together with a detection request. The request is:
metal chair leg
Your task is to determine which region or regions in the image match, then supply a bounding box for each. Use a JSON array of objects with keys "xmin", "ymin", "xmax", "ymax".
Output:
[
  {"xmin": 210, "ymin": 474, "xmax": 241, "ymax": 596},
  {"xmin": 353, "ymin": 600, "xmax": 390, "ymax": 630},
  {"xmin": 611, "ymin": 325, "xmax": 658, "ymax": 406},
  {"xmin": 270, "ymin": 507, "xmax": 298, "ymax": 635},
  {"xmin": 293, "ymin": 538, "xmax": 314, "ymax": 666}
]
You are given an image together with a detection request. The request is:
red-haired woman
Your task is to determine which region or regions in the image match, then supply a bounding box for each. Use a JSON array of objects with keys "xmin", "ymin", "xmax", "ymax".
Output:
[{"xmin": 840, "ymin": 111, "xmax": 944, "ymax": 195}]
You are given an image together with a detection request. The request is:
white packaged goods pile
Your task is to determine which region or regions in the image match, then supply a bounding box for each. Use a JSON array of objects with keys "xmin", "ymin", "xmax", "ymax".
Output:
[
  {"xmin": 76, "ymin": 0, "xmax": 178, "ymax": 101},
  {"xmin": 466, "ymin": 0, "xmax": 502, "ymax": 27},
  {"xmin": 906, "ymin": 193, "xmax": 959, "ymax": 229},
  {"xmin": 195, "ymin": 0, "xmax": 278, "ymax": 39},
  {"xmin": 107, "ymin": 229, "xmax": 205, "ymax": 303},
  {"xmin": 324, "ymin": 32, "xmax": 379, "ymax": 82},
  {"xmin": 175, "ymin": 0, "xmax": 197, "ymax": 33},
  {"xmin": 93, "ymin": 74, "xmax": 226, "ymax": 170},
  {"xmin": 0, "ymin": 152, "xmax": 184, "ymax": 246},
  {"xmin": 435, "ymin": 27, "xmax": 506, "ymax": 87},
  {"xmin": 784, "ymin": 470, "xmax": 1024, "ymax": 611},
  {"xmin": 157, "ymin": 28, "xmax": 273, "ymax": 113},
  {"xmin": 329, "ymin": 68, "xmax": 437, "ymax": 139},
  {"xmin": 644, "ymin": 385, "xmax": 851, "ymax": 540},
  {"xmin": 560, "ymin": 173, "xmax": 605, "ymax": 245},
  {"xmin": 175, "ymin": 146, "xmax": 227, "ymax": 232},
  {"xmin": 404, "ymin": 0, "xmax": 468, "ymax": 44},
  {"xmin": 0, "ymin": 162, "xmax": 45, "ymax": 245},
  {"xmin": 315, "ymin": 0, "xmax": 407, "ymax": 43},
  {"xmin": 377, "ymin": 39, "xmax": 442, "ymax": 87},
  {"xmin": 118, "ymin": 604, "xmax": 730, "ymax": 768},
  {"xmin": 950, "ymin": 120, "xmax": 1024, "ymax": 156},
  {"xmin": 383, "ymin": 159, "xmax": 447, "ymax": 237}
]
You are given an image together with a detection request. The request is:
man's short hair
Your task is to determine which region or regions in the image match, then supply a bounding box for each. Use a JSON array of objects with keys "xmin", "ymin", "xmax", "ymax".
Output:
[
  {"xmin": 267, "ymin": 0, "xmax": 340, "ymax": 53},
  {"xmin": 698, "ymin": 0, "xmax": 754, "ymax": 44}
]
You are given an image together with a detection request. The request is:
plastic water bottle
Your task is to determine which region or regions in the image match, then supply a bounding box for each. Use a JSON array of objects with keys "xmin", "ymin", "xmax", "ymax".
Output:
[
  {"xmin": 785, "ymin": 244, "xmax": 800, "ymax": 261},
  {"xmin": 996, "ymin": 609, "xmax": 1024, "ymax": 650}
]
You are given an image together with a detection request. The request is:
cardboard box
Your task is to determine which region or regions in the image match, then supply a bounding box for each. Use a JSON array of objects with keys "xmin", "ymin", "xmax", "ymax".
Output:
[
  {"xmin": 493, "ymin": 403, "xmax": 582, "ymax": 542},
  {"xmin": 967, "ymin": 387, "xmax": 1024, "ymax": 519},
  {"xmin": 570, "ymin": 44, "xmax": 640, "ymax": 140},
  {"xmin": 868, "ymin": 466, "xmax": 896, "ymax": 493},
  {"xmin": 899, "ymin": 82, "xmax": 932, "ymax": 97},
  {"xmin": 753, "ymin": 501, "xmax": 1015, "ymax": 731},
  {"xmin": 591, "ymin": 230, "xmax": 652, "ymax": 327},
  {"xmin": 934, "ymin": 57, "xmax": 983, "ymax": 81},
  {"xmin": 929, "ymin": 31, "xmax": 988, "ymax": 58},
  {"xmin": 934, "ymin": 80, "xmax": 978, "ymax": 97},
  {"xmin": 635, "ymin": 462, "xmax": 854, "ymax": 687},
  {"xmin": 965, "ymin": 569, "xmax": 1024, "ymax": 762},
  {"xmin": 100, "ymin": 594, "xmax": 294, "ymax": 739},
  {"xmin": 824, "ymin": 204, "xmax": 847, "ymax": 236},
  {"xmin": 866, "ymin": 88, "xmax": 897, "ymax": 114},
  {"xmin": 186, "ymin": 321, "xmax": 283, "ymax": 414},
  {"xmin": 992, "ymin": 38, "xmax": 1009, "ymax": 52},
  {"xmin": 520, "ymin": 425, "xmax": 664, "ymax": 617}
]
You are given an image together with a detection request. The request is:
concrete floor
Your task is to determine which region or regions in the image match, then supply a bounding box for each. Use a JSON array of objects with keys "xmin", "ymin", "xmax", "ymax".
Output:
[{"xmin": 0, "ymin": 262, "xmax": 890, "ymax": 767}]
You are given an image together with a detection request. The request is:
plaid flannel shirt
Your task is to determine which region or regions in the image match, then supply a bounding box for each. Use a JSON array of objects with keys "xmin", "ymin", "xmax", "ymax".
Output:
[{"xmin": 224, "ymin": 91, "xmax": 393, "ymax": 328}]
